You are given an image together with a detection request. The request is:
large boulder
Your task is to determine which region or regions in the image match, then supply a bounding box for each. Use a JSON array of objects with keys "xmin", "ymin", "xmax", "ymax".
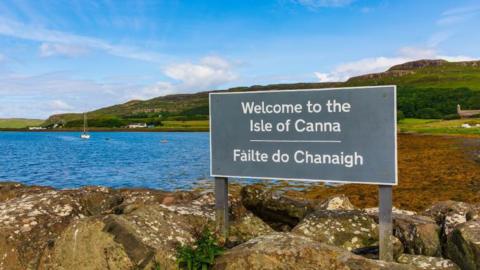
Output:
[
  {"xmin": 0, "ymin": 189, "xmax": 84, "ymax": 269},
  {"xmin": 364, "ymin": 207, "xmax": 417, "ymax": 221},
  {"xmin": 105, "ymin": 199, "xmax": 215, "ymax": 268},
  {"xmin": 65, "ymin": 186, "xmax": 124, "ymax": 216},
  {"xmin": 397, "ymin": 254, "xmax": 459, "ymax": 270},
  {"xmin": 241, "ymin": 184, "xmax": 313, "ymax": 230},
  {"xmin": 292, "ymin": 209, "xmax": 378, "ymax": 251},
  {"xmin": 446, "ymin": 220, "xmax": 480, "ymax": 270},
  {"xmin": 39, "ymin": 218, "xmax": 134, "ymax": 270},
  {"xmin": 315, "ymin": 194, "xmax": 356, "ymax": 211},
  {"xmin": 423, "ymin": 201, "xmax": 475, "ymax": 240},
  {"xmin": 229, "ymin": 212, "xmax": 274, "ymax": 245},
  {"xmin": 394, "ymin": 214, "xmax": 442, "ymax": 257},
  {"xmin": 214, "ymin": 233, "xmax": 414, "ymax": 270},
  {"xmin": 41, "ymin": 198, "xmax": 215, "ymax": 270}
]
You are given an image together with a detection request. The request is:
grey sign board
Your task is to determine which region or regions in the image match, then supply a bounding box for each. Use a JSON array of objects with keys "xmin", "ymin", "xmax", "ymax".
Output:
[{"xmin": 209, "ymin": 86, "xmax": 397, "ymax": 185}]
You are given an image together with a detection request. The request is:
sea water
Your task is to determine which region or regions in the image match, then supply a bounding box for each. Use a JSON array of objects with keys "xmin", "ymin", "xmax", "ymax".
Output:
[{"xmin": 0, "ymin": 132, "xmax": 211, "ymax": 190}]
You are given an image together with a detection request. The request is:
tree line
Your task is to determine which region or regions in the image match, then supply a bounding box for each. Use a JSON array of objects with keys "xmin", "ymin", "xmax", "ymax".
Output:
[{"xmin": 397, "ymin": 87, "xmax": 480, "ymax": 119}]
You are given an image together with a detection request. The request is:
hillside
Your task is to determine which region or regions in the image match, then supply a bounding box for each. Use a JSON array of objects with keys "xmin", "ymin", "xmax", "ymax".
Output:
[
  {"xmin": 44, "ymin": 59, "xmax": 480, "ymax": 127},
  {"xmin": 0, "ymin": 118, "xmax": 44, "ymax": 128}
]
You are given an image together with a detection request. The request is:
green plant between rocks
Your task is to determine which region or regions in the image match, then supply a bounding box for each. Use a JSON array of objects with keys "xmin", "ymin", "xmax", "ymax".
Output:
[
  {"xmin": 152, "ymin": 261, "xmax": 162, "ymax": 270},
  {"xmin": 176, "ymin": 229, "xmax": 224, "ymax": 270}
]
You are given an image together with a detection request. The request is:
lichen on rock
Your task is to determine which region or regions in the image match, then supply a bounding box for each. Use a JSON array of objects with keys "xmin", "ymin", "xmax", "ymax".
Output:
[
  {"xmin": 214, "ymin": 232, "xmax": 414, "ymax": 270},
  {"xmin": 292, "ymin": 209, "xmax": 378, "ymax": 251},
  {"xmin": 446, "ymin": 220, "xmax": 480, "ymax": 270},
  {"xmin": 393, "ymin": 214, "xmax": 442, "ymax": 257},
  {"xmin": 397, "ymin": 254, "xmax": 459, "ymax": 270}
]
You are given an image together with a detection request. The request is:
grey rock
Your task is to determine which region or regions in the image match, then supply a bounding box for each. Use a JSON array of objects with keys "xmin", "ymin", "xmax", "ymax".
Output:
[
  {"xmin": 0, "ymin": 189, "xmax": 84, "ymax": 269},
  {"xmin": 39, "ymin": 218, "xmax": 134, "ymax": 270},
  {"xmin": 394, "ymin": 214, "xmax": 442, "ymax": 257},
  {"xmin": 292, "ymin": 209, "xmax": 378, "ymax": 251},
  {"xmin": 241, "ymin": 184, "xmax": 313, "ymax": 230},
  {"xmin": 446, "ymin": 220, "xmax": 480, "ymax": 270},
  {"xmin": 214, "ymin": 233, "xmax": 415, "ymax": 270},
  {"xmin": 315, "ymin": 194, "xmax": 356, "ymax": 211},
  {"xmin": 424, "ymin": 201, "xmax": 475, "ymax": 238},
  {"xmin": 397, "ymin": 254, "xmax": 459, "ymax": 270},
  {"xmin": 229, "ymin": 211, "xmax": 274, "ymax": 245}
]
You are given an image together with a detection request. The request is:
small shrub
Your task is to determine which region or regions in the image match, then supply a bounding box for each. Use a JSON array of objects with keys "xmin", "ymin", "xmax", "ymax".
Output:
[
  {"xmin": 397, "ymin": 110, "xmax": 405, "ymax": 122},
  {"xmin": 152, "ymin": 262, "xmax": 162, "ymax": 270},
  {"xmin": 176, "ymin": 229, "xmax": 224, "ymax": 270}
]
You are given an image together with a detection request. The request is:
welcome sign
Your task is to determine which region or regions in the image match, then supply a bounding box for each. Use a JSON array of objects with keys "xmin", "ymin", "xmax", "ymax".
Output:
[{"xmin": 209, "ymin": 86, "xmax": 397, "ymax": 185}]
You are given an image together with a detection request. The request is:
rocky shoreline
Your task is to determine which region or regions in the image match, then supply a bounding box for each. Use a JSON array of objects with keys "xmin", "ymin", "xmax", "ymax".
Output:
[{"xmin": 0, "ymin": 182, "xmax": 479, "ymax": 270}]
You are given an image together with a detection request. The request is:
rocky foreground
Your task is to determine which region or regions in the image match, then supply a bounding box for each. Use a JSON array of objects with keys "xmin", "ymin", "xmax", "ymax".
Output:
[{"xmin": 0, "ymin": 182, "xmax": 479, "ymax": 270}]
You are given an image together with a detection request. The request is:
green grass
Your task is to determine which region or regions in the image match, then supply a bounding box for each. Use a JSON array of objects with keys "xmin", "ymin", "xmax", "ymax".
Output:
[
  {"xmin": 147, "ymin": 120, "xmax": 209, "ymax": 131},
  {"xmin": 0, "ymin": 118, "xmax": 44, "ymax": 128},
  {"xmin": 398, "ymin": 118, "xmax": 480, "ymax": 135},
  {"xmin": 162, "ymin": 120, "xmax": 209, "ymax": 128},
  {"xmin": 346, "ymin": 62, "xmax": 480, "ymax": 89}
]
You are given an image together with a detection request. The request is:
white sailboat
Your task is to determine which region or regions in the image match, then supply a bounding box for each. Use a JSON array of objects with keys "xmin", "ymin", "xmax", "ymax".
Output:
[{"xmin": 80, "ymin": 113, "xmax": 91, "ymax": 139}]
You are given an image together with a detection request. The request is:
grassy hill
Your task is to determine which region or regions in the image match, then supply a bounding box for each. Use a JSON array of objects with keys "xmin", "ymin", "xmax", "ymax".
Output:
[
  {"xmin": 44, "ymin": 59, "xmax": 480, "ymax": 128},
  {"xmin": 0, "ymin": 118, "xmax": 44, "ymax": 128}
]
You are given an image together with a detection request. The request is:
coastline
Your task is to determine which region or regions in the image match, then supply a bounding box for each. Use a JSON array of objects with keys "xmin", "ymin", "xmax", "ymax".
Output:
[
  {"xmin": 0, "ymin": 181, "xmax": 478, "ymax": 269},
  {"xmin": 0, "ymin": 127, "xmax": 209, "ymax": 132},
  {"xmin": 2, "ymin": 128, "xmax": 479, "ymax": 138}
]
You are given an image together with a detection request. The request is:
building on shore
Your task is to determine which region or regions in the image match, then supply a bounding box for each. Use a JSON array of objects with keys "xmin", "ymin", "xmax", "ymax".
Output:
[
  {"xmin": 127, "ymin": 123, "xmax": 147, "ymax": 128},
  {"xmin": 457, "ymin": 104, "xmax": 480, "ymax": 118}
]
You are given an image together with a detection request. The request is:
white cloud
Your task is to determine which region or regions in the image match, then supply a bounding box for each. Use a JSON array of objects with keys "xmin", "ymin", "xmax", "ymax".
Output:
[
  {"xmin": 314, "ymin": 56, "xmax": 408, "ymax": 82},
  {"xmin": 437, "ymin": 5, "xmax": 480, "ymax": 25},
  {"xmin": 129, "ymin": 82, "xmax": 177, "ymax": 100},
  {"xmin": 397, "ymin": 47, "xmax": 437, "ymax": 59},
  {"xmin": 47, "ymin": 99, "xmax": 74, "ymax": 112},
  {"xmin": 0, "ymin": 55, "xmax": 238, "ymax": 118},
  {"xmin": 314, "ymin": 47, "xmax": 476, "ymax": 82},
  {"xmin": 0, "ymin": 17, "xmax": 166, "ymax": 62},
  {"xmin": 164, "ymin": 56, "xmax": 237, "ymax": 89},
  {"xmin": 0, "ymin": 71, "xmax": 143, "ymax": 118},
  {"xmin": 293, "ymin": 0, "xmax": 355, "ymax": 8},
  {"xmin": 130, "ymin": 56, "xmax": 238, "ymax": 100},
  {"xmin": 427, "ymin": 32, "xmax": 452, "ymax": 47},
  {"xmin": 442, "ymin": 5, "xmax": 480, "ymax": 16},
  {"xmin": 39, "ymin": 43, "xmax": 87, "ymax": 57}
]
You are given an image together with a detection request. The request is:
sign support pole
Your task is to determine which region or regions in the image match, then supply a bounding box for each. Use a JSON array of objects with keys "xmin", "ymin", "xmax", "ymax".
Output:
[
  {"xmin": 378, "ymin": 185, "xmax": 393, "ymax": 261},
  {"xmin": 215, "ymin": 177, "xmax": 229, "ymax": 238}
]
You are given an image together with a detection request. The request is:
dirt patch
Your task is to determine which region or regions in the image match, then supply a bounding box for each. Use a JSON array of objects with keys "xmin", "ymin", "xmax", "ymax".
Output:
[{"xmin": 284, "ymin": 134, "xmax": 480, "ymax": 212}]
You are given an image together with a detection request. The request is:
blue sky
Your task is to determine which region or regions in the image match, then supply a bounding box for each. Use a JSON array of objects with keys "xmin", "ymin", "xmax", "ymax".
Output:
[{"xmin": 0, "ymin": 0, "xmax": 479, "ymax": 118}]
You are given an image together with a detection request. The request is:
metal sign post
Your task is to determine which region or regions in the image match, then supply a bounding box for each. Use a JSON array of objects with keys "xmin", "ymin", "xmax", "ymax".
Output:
[
  {"xmin": 379, "ymin": 185, "xmax": 393, "ymax": 261},
  {"xmin": 215, "ymin": 177, "xmax": 229, "ymax": 238}
]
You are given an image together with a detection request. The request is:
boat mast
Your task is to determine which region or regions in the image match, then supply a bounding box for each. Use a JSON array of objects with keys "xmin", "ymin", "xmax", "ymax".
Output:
[{"xmin": 83, "ymin": 113, "xmax": 87, "ymax": 133}]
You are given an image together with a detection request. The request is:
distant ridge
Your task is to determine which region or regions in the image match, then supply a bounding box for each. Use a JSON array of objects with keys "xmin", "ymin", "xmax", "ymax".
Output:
[
  {"xmin": 388, "ymin": 59, "xmax": 448, "ymax": 70},
  {"xmin": 44, "ymin": 59, "xmax": 480, "ymax": 127},
  {"xmin": 347, "ymin": 59, "xmax": 480, "ymax": 82}
]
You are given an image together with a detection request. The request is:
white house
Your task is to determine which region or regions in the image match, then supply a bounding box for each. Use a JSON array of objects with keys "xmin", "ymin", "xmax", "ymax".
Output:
[{"xmin": 127, "ymin": 123, "xmax": 147, "ymax": 128}]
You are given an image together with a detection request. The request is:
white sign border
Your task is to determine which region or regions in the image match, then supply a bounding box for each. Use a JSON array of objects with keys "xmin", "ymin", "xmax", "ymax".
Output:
[{"xmin": 209, "ymin": 85, "xmax": 398, "ymax": 186}]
